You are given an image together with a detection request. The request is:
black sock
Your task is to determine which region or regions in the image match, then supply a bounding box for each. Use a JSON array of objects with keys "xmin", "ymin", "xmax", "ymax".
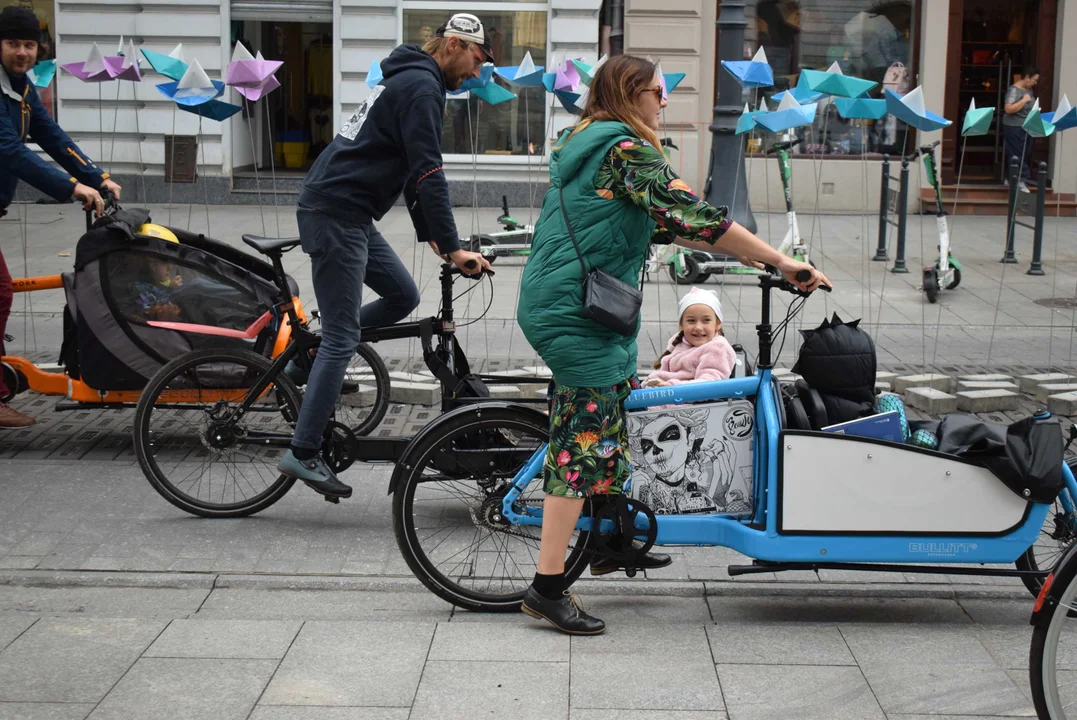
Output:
[
  {"xmin": 532, "ymin": 571, "xmax": 565, "ymax": 600},
  {"xmin": 290, "ymin": 444, "xmax": 318, "ymax": 461}
]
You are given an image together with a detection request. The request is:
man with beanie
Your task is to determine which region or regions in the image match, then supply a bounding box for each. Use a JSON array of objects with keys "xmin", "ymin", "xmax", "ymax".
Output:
[
  {"xmin": 0, "ymin": 5, "xmax": 122, "ymax": 427},
  {"xmin": 276, "ymin": 13, "xmax": 493, "ymax": 499}
]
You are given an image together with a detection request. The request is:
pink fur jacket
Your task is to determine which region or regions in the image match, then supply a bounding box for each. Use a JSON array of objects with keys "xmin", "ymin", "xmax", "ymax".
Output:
[{"xmin": 645, "ymin": 334, "xmax": 737, "ymax": 385}]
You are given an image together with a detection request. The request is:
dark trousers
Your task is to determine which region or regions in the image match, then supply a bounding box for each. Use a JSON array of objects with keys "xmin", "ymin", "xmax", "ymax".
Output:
[
  {"xmin": 1002, "ymin": 124, "xmax": 1032, "ymax": 183},
  {"xmin": 290, "ymin": 205, "xmax": 420, "ymax": 449},
  {"xmin": 0, "ymin": 247, "xmax": 11, "ymax": 399}
]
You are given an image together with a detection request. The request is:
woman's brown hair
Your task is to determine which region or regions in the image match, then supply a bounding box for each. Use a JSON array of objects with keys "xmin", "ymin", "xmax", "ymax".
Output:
[{"xmin": 556, "ymin": 54, "xmax": 664, "ymax": 153}]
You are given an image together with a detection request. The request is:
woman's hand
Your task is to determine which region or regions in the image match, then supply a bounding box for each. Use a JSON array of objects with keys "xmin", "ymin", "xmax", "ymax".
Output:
[
  {"xmin": 776, "ymin": 256, "xmax": 830, "ymax": 292},
  {"xmin": 642, "ymin": 377, "xmax": 669, "ymax": 388}
]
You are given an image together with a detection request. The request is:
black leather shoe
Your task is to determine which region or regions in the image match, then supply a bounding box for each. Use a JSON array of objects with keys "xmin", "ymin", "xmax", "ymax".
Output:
[
  {"xmin": 521, "ymin": 587, "xmax": 606, "ymax": 635},
  {"xmin": 590, "ymin": 550, "xmax": 673, "ymax": 576}
]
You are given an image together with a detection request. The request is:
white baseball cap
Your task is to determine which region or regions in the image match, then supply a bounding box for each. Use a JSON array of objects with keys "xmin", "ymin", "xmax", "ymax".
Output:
[
  {"xmin": 436, "ymin": 13, "xmax": 495, "ymax": 62},
  {"xmin": 678, "ymin": 287, "xmax": 724, "ymax": 323}
]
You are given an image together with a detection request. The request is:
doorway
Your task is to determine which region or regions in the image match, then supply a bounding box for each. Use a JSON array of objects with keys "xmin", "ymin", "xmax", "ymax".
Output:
[
  {"xmin": 943, "ymin": 0, "xmax": 1056, "ymax": 184},
  {"xmin": 230, "ymin": 20, "xmax": 333, "ymax": 176}
]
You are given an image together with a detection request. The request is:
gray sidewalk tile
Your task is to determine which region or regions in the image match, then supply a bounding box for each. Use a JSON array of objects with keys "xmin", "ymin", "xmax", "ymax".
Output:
[
  {"xmin": 409, "ymin": 660, "xmax": 568, "ymax": 720},
  {"xmin": 706, "ymin": 597, "xmax": 971, "ymax": 624},
  {"xmin": 0, "ymin": 587, "xmax": 210, "ymax": 619},
  {"xmin": 571, "ymin": 712, "xmax": 727, "ymax": 719},
  {"xmin": 976, "ymin": 624, "xmax": 1077, "ymax": 671},
  {"xmin": 706, "ymin": 622, "xmax": 855, "ymax": 666},
  {"xmin": 249, "ymin": 709, "xmax": 411, "ymax": 720},
  {"xmin": 87, "ymin": 657, "xmax": 277, "ymax": 720},
  {"xmin": 841, "ymin": 625, "xmax": 997, "ymax": 666},
  {"xmin": 0, "ymin": 703, "xmax": 96, "ymax": 719},
  {"xmin": 0, "ymin": 617, "xmax": 37, "ymax": 651},
  {"xmin": 428, "ymin": 621, "xmax": 568, "ymax": 663},
  {"xmin": 570, "ymin": 626, "xmax": 723, "ymax": 711},
  {"xmin": 0, "ymin": 618, "xmax": 165, "ymax": 702},
  {"xmin": 261, "ymin": 621, "xmax": 434, "ymax": 707},
  {"xmin": 957, "ymin": 598, "xmax": 1032, "ymax": 625},
  {"xmin": 715, "ymin": 664, "xmax": 884, "ymax": 720},
  {"xmin": 574, "ymin": 596, "xmax": 712, "ymax": 626},
  {"xmin": 145, "ymin": 620, "xmax": 302, "ymax": 659},
  {"xmin": 194, "ymin": 589, "xmax": 451, "ymax": 622}
]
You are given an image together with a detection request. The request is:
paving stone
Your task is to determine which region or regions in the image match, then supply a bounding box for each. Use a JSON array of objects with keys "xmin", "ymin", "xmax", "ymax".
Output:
[
  {"xmin": 336, "ymin": 385, "xmax": 378, "ymax": 408},
  {"xmin": 145, "ymin": 620, "xmax": 301, "ymax": 659},
  {"xmin": 88, "ymin": 657, "xmax": 277, "ymax": 720},
  {"xmin": 956, "ymin": 389, "xmax": 1019, "ymax": 413},
  {"xmin": 428, "ymin": 622, "xmax": 568, "ymax": 663},
  {"xmin": 876, "ymin": 372, "xmax": 899, "ymax": 381},
  {"xmin": 706, "ymin": 622, "xmax": 855, "ymax": 666},
  {"xmin": 0, "ymin": 586, "xmax": 210, "ymax": 618},
  {"xmin": 261, "ymin": 621, "xmax": 433, "ymax": 707},
  {"xmin": 195, "ymin": 589, "xmax": 449, "ymax": 622},
  {"xmin": 716, "ymin": 665, "xmax": 884, "ymax": 720},
  {"xmin": 250, "ymin": 708, "xmax": 411, "ymax": 720},
  {"xmin": 905, "ymin": 387, "xmax": 958, "ymax": 414},
  {"xmin": 388, "ymin": 381, "xmax": 439, "ymax": 405},
  {"xmin": 956, "ymin": 380, "xmax": 1020, "ymax": 392},
  {"xmin": 893, "ymin": 373, "xmax": 953, "ymax": 393},
  {"xmin": 570, "ymin": 712, "xmax": 725, "ymax": 720},
  {"xmin": 0, "ymin": 618, "xmax": 166, "ymax": 703},
  {"xmin": 875, "ymin": 381, "xmax": 892, "ymax": 392},
  {"xmin": 958, "ymin": 373, "xmax": 1014, "ymax": 383},
  {"xmin": 387, "ymin": 371, "xmax": 434, "ymax": 382},
  {"xmin": 410, "ymin": 660, "xmax": 568, "ymax": 720},
  {"xmin": 0, "ymin": 617, "xmax": 36, "ymax": 652},
  {"xmin": 0, "ymin": 703, "xmax": 96, "ymax": 719},
  {"xmin": 1021, "ymin": 372, "xmax": 1077, "ymax": 394},
  {"xmin": 486, "ymin": 385, "xmax": 524, "ymax": 399},
  {"xmin": 1036, "ymin": 383, "xmax": 1077, "ymax": 403},
  {"xmin": 1049, "ymin": 391, "xmax": 1077, "ymax": 416}
]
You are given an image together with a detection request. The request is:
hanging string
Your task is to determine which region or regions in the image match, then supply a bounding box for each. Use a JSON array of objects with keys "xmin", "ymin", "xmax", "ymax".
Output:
[
  {"xmin": 915, "ymin": 146, "xmax": 926, "ymax": 368},
  {"xmin": 244, "ymin": 98, "xmax": 267, "ymax": 236},
  {"xmin": 1068, "ymin": 139, "xmax": 1077, "ymax": 373},
  {"xmin": 987, "ymin": 138, "xmax": 1028, "ymax": 365},
  {"xmin": 20, "ymin": 202, "xmax": 36, "ymax": 353},
  {"xmin": 873, "ymin": 124, "xmax": 909, "ymax": 339},
  {"xmin": 860, "ymin": 122, "xmax": 870, "ymax": 335},
  {"xmin": 199, "ymin": 115, "xmax": 211, "ymax": 235},
  {"xmin": 931, "ymin": 135, "xmax": 968, "ymax": 365},
  {"xmin": 723, "ymin": 87, "xmax": 757, "ymax": 350},
  {"xmin": 265, "ymin": 104, "xmax": 281, "ymax": 236},
  {"xmin": 798, "ymin": 102, "xmax": 831, "ymax": 353},
  {"xmin": 108, "ymin": 81, "xmax": 121, "ymax": 170},
  {"xmin": 167, "ymin": 105, "xmax": 177, "ymax": 226},
  {"xmin": 1046, "ymin": 132, "xmax": 1064, "ymax": 371},
  {"xmin": 97, "ymin": 83, "xmax": 105, "ymax": 175},
  {"xmin": 133, "ymin": 84, "xmax": 146, "ymax": 204}
]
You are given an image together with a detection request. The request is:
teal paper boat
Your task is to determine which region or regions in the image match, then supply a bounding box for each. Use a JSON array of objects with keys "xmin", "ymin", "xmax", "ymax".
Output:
[
  {"xmin": 961, "ymin": 98, "xmax": 994, "ymax": 136},
  {"xmin": 801, "ymin": 62, "xmax": 877, "ymax": 99}
]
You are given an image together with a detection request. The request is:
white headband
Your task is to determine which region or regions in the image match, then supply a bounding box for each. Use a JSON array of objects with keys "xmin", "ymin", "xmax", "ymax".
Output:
[{"xmin": 678, "ymin": 287, "xmax": 723, "ymax": 323}]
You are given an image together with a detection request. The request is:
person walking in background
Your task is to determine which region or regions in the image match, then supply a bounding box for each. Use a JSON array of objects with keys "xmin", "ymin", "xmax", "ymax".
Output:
[{"xmin": 1003, "ymin": 65, "xmax": 1040, "ymax": 192}]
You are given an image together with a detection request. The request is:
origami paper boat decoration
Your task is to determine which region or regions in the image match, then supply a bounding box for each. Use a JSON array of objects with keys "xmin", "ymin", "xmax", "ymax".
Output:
[
  {"xmin": 179, "ymin": 98, "xmax": 243, "ymax": 122},
  {"xmin": 960, "ymin": 97, "xmax": 994, "ymax": 136},
  {"xmin": 570, "ymin": 55, "xmax": 605, "ymax": 87},
  {"xmin": 452, "ymin": 63, "xmax": 495, "ymax": 94},
  {"xmin": 496, "ymin": 51, "xmax": 545, "ymax": 87},
  {"xmin": 554, "ymin": 60, "xmax": 581, "ymax": 91},
  {"xmin": 801, "ymin": 62, "xmax": 876, "ymax": 99},
  {"xmin": 662, "ymin": 71, "xmax": 687, "ymax": 95},
  {"xmin": 833, "ymin": 96, "xmax": 887, "ymax": 120},
  {"xmin": 755, "ymin": 92, "xmax": 818, "ymax": 133},
  {"xmin": 721, "ymin": 47, "xmax": 773, "ymax": 89},
  {"xmin": 141, "ymin": 44, "xmax": 187, "ymax": 82},
  {"xmin": 103, "ymin": 39, "xmax": 142, "ymax": 82},
  {"xmin": 61, "ymin": 43, "xmax": 112, "ymax": 82},
  {"xmin": 1022, "ymin": 98, "xmax": 1056, "ymax": 138},
  {"xmin": 28, "ymin": 59, "xmax": 55, "ymax": 88},
  {"xmin": 156, "ymin": 59, "xmax": 224, "ymax": 107},
  {"xmin": 448, "ymin": 63, "xmax": 517, "ymax": 104},
  {"xmin": 884, "ymin": 87, "xmax": 951, "ymax": 132},
  {"xmin": 365, "ymin": 59, "xmax": 383, "ymax": 89},
  {"xmin": 1042, "ymin": 93, "xmax": 1077, "ymax": 131},
  {"xmin": 770, "ymin": 71, "xmax": 825, "ymax": 105},
  {"xmin": 226, "ymin": 43, "xmax": 283, "ymax": 101},
  {"xmin": 555, "ymin": 88, "xmax": 582, "ymax": 113},
  {"xmin": 735, "ymin": 101, "xmax": 767, "ymax": 134}
]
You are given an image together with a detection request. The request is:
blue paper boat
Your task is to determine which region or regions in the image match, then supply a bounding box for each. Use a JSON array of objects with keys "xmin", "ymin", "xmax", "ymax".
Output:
[
  {"xmin": 141, "ymin": 46, "xmax": 187, "ymax": 82},
  {"xmin": 179, "ymin": 99, "xmax": 242, "ymax": 122},
  {"xmin": 833, "ymin": 96, "xmax": 887, "ymax": 120},
  {"xmin": 366, "ymin": 59, "xmax": 382, "ymax": 89},
  {"xmin": 452, "ymin": 64, "xmax": 495, "ymax": 94},
  {"xmin": 755, "ymin": 94, "xmax": 818, "ymax": 133},
  {"xmin": 735, "ymin": 102, "xmax": 766, "ymax": 134},
  {"xmin": 1042, "ymin": 94, "xmax": 1077, "ymax": 131},
  {"xmin": 770, "ymin": 72, "xmax": 825, "ymax": 105},
  {"xmin": 721, "ymin": 47, "xmax": 773, "ymax": 89},
  {"xmin": 554, "ymin": 89, "xmax": 582, "ymax": 113},
  {"xmin": 801, "ymin": 63, "xmax": 877, "ymax": 99},
  {"xmin": 884, "ymin": 87, "xmax": 951, "ymax": 132},
  {"xmin": 28, "ymin": 59, "xmax": 56, "ymax": 88},
  {"xmin": 156, "ymin": 79, "xmax": 225, "ymax": 107},
  {"xmin": 495, "ymin": 52, "xmax": 545, "ymax": 87},
  {"xmin": 470, "ymin": 82, "xmax": 516, "ymax": 105},
  {"xmin": 664, "ymin": 72, "xmax": 686, "ymax": 94}
]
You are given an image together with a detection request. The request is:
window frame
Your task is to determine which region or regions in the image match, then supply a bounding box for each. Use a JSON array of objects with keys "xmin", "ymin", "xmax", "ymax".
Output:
[{"xmin": 400, "ymin": 0, "xmax": 552, "ymax": 164}]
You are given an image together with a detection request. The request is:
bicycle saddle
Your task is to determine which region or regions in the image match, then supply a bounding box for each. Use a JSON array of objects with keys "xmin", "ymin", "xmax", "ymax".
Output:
[
  {"xmin": 242, "ymin": 235, "xmax": 301, "ymax": 255},
  {"xmin": 795, "ymin": 379, "xmax": 829, "ymax": 431}
]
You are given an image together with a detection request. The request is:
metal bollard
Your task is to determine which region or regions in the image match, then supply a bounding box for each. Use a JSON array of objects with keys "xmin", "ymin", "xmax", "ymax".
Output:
[
  {"xmin": 1028, "ymin": 161, "xmax": 1048, "ymax": 276},
  {"xmin": 1002, "ymin": 155, "xmax": 1019, "ymax": 263},
  {"xmin": 874, "ymin": 154, "xmax": 890, "ymax": 261},
  {"xmin": 892, "ymin": 158, "xmax": 909, "ymax": 273}
]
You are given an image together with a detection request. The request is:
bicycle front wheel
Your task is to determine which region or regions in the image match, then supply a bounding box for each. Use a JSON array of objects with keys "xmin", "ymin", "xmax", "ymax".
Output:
[
  {"xmin": 392, "ymin": 405, "xmax": 592, "ymax": 612},
  {"xmin": 133, "ymin": 348, "xmax": 301, "ymax": 518},
  {"xmin": 1030, "ymin": 547, "xmax": 1077, "ymax": 719}
]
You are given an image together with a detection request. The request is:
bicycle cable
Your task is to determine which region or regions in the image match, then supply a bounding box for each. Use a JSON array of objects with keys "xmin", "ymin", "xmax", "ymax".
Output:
[{"xmin": 454, "ymin": 273, "xmax": 496, "ymax": 328}]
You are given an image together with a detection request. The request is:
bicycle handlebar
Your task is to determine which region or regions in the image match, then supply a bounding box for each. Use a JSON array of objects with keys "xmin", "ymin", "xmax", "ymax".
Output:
[
  {"xmin": 760, "ymin": 265, "xmax": 831, "ymax": 296},
  {"xmin": 904, "ymin": 139, "xmax": 941, "ymax": 162}
]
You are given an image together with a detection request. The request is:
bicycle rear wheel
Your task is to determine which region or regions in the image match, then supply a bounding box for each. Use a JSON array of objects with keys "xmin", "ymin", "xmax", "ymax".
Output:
[
  {"xmin": 1030, "ymin": 548, "xmax": 1077, "ymax": 719},
  {"xmin": 1017, "ymin": 480, "xmax": 1077, "ymax": 597},
  {"xmin": 392, "ymin": 405, "xmax": 592, "ymax": 612},
  {"xmin": 133, "ymin": 348, "xmax": 300, "ymax": 518},
  {"xmin": 335, "ymin": 342, "xmax": 390, "ymax": 436}
]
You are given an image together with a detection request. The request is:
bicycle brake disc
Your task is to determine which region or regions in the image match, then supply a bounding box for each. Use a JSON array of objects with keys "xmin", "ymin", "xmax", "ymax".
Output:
[{"xmin": 321, "ymin": 421, "xmax": 358, "ymax": 474}]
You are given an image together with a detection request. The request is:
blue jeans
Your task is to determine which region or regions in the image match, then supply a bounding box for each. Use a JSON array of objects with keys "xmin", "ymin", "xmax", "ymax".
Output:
[
  {"xmin": 1003, "ymin": 124, "xmax": 1032, "ymax": 183},
  {"xmin": 291, "ymin": 205, "xmax": 420, "ymax": 450}
]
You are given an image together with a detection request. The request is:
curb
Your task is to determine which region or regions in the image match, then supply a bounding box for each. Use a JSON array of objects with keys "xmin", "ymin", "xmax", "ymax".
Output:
[{"xmin": 0, "ymin": 570, "xmax": 1032, "ymax": 602}]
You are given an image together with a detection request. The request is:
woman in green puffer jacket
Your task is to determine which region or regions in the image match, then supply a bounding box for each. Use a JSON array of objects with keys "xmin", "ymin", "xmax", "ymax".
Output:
[{"xmin": 517, "ymin": 54, "xmax": 829, "ymax": 635}]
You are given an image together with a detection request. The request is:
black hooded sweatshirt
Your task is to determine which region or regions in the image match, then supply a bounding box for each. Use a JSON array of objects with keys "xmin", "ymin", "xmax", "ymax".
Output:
[{"xmin": 298, "ymin": 44, "xmax": 460, "ymax": 254}]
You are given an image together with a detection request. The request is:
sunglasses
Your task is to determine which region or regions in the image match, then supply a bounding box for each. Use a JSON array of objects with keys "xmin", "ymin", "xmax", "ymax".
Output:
[{"xmin": 640, "ymin": 86, "xmax": 664, "ymax": 100}]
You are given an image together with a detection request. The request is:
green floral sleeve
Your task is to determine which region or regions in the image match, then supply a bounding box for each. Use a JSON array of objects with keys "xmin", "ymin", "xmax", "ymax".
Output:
[{"xmin": 594, "ymin": 138, "xmax": 732, "ymax": 244}]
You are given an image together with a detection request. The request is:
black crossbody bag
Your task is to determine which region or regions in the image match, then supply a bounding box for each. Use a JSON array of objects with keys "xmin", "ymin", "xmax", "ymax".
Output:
[{"xmin": 558, "ymin": 184, "xmax": 643, "ymax": 336}]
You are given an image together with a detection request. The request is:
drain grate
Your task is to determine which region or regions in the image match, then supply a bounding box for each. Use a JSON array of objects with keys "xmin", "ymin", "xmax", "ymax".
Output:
[{"xmin": 1035, "ymin": 297, "xmax": 1077, "ymax": 309}]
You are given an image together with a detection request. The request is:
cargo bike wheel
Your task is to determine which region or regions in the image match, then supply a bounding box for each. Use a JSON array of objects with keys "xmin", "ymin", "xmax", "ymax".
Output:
[
  {"xmin": 134, "ymin": 348, "xmax": 301, "ymax": 518},
  {"xmin": 392, "ymin": 405, "xmax": 593, "ymax": 612},
  {"xmin": 1016, "ymin": 461, "xmax": 1077, "ymax": 597}
]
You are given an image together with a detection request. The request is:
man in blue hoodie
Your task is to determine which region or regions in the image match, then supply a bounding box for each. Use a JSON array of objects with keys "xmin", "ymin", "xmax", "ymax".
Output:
[
  {"xmin": 0, "ymin": 5, "xmax": 121, "ymax": 428},
  {"xmin": 278, "ymin": 13, "xmax": 493, "ymax": 498}
]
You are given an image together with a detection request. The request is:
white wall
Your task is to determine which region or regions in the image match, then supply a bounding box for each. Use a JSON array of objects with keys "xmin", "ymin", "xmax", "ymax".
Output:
[{"xmin": 1052, "ymin": 0, "xmax": 1077, "ymax": 194}]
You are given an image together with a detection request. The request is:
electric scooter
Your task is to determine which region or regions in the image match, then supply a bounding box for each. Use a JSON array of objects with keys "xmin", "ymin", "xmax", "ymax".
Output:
[
  {"xmin": 912, "ymin": 139, "xmax": 961, "ymax": 303},
  {"xmin": 467, "ymin": 196, "xmax": 534, "ymax": 263}
]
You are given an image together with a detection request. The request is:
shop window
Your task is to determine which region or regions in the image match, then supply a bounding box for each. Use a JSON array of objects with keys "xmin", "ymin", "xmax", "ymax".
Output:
[
  {"xmin": 745, "ymin": 1, "xmax": 916, "ymax": 157},
  {"xmin": 403, "ymin": 9, "xmax": 547, "ymax": 157}
]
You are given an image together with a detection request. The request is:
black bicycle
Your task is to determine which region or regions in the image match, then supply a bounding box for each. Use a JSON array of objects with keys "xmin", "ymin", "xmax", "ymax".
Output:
[{"xmin": 132, "ymin": 234, "xmax": 536, "ymax": 518}]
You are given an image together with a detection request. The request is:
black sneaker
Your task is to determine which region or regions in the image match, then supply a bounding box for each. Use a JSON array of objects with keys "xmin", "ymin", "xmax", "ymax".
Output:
[
  {"xmin": 590, "ymin": 550, "xmax": 673, "ymax": 576},
  {"xmin": 521, "ymin": 587, "xmax": 605, "ymax": 635},
  {"xmin": 277, "ymin": 450, "xmax": 353, "ymax": 498}
]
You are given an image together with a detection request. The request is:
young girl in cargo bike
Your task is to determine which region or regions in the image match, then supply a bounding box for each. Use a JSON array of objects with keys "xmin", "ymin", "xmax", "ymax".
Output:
[
  {"xmin": 516, "ymin": 54, "xmax": 828, "ymax": 636},
  {"xmin": 643, "ymin": 287, "xmax": 737, "ymax": 387}
]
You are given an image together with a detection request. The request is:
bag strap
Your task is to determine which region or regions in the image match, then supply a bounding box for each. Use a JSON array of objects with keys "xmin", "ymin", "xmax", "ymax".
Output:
[{"xmin": 558, "ymin": 182, "xmax": 590, "ymax": 274}]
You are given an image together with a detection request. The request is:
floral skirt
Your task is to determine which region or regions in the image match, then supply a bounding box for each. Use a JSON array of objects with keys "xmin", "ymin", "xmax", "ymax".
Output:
[{"xmin": 543, "ymin": 378, "xmax": 638, "ymax": 498}]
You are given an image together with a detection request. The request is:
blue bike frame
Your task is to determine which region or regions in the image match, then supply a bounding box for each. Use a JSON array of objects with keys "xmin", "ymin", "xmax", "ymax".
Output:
[{"xmin": 502, "ymin": 369, "xmax": 1077, "ymax": 566}]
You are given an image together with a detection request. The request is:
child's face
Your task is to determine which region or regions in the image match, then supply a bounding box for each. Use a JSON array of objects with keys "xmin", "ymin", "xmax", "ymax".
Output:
[
  {"xmin": 680, "ymin": 304, "xmax": 720, "ymax": 347},
  {"xmin": 148, "ymin": 258, "xmax": 173, "ymax": 283}
]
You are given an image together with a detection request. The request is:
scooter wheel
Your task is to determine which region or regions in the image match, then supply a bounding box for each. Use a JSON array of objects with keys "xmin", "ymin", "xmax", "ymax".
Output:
[
  {"xmin": 923, "ymin": 269, "xmax": 940, "ymax": 304},
  {"xmin": 946, "ymin": 265, "xmax": 961, "ymax": 290},
  {"xmin": 0, "ymin": 362, "xmax": 22, "ymax": 403},
  {"xmin": 668, "ymin": 254, "xmax": 703, "ymax": 285}
]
